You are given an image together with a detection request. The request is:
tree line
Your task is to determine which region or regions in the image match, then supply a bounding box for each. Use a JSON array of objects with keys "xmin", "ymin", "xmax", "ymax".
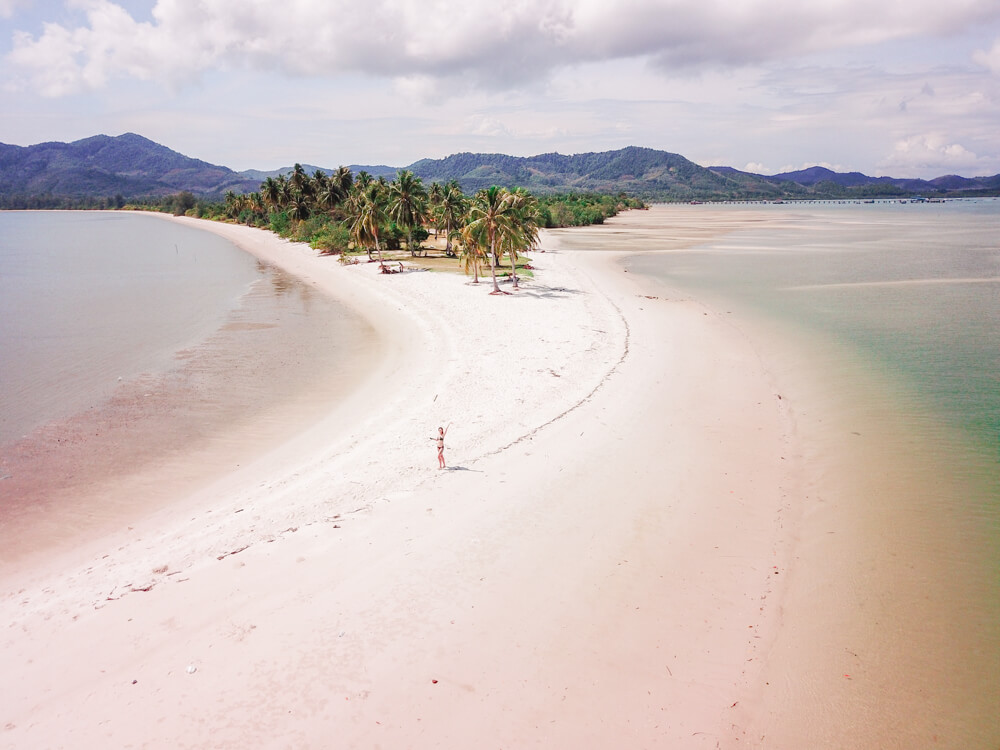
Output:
[{"xmin": 222, "ymin": 164, "xmax": 549, "ymax": 293}]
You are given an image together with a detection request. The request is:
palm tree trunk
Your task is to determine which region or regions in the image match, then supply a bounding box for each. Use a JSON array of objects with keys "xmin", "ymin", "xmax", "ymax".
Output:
[{"xmin": 489, "ymin": 237, "xmax": 501, "ymax": 293}]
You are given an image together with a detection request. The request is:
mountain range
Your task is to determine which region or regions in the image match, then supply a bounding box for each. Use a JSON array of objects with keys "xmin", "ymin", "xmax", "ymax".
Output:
[{"xmin": 2, "ymin": 133, "xmax": 999, "ymax": 207}]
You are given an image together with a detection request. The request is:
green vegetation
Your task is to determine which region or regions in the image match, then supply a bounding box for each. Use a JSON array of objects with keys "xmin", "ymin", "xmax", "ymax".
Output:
[
  {"xmin": 121, "ymin": 165, "xmax": 644, "ymax": 289},
  {"xmin": 536, "ymin": 193, "xmax": 646, "ymax": 227},
  {"xmin": 0, "ymin": 194, "xmax": 129, "ymax": 210},
  {"xmin": 7, "ymin": 137, "xmax": 1000, "ymax": 206}
]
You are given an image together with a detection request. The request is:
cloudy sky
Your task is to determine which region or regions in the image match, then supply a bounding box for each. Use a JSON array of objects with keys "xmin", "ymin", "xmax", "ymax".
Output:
[{"xmin": 2, "ymin": 0, "xmax": 999, "ymax": 178}]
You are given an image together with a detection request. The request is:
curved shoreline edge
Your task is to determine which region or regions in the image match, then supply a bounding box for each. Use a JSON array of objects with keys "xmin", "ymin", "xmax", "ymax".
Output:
[{"xmin": 2, "ymin": 212, "xmax": 941, "ymax": 747}]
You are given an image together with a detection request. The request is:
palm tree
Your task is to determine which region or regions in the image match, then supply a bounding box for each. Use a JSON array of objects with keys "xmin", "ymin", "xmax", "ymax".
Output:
[
  {"xmin": 288, "ymin": 163, "xmax": 309, "ymax": 196},
  {"xmin": 353, "ymin": 170, "xmax": 374, "ymax": 192},
  {"xmin": 245, "ymin": 191, "xmax": 265, "ymax": 226},
  {"xmin": 388, "ymin": 170, "xmax": 429, "ymax": 257},
  {"xmin": 286, "ymin": 192, "xmax": 311, "ymax": 222},
  {"xmin": 428, "ymin": 180, "xmax": 444, "ymax": 206},
  {"xmin": 261, "ymin": 176, "xmax": 282, "ymax": 212},
  {"xmin": 277, "ymin": 175, "xmax": 292, "ymax": 210},
  {"xmin": 437, "ymin": 182, "xmax": 467, "ymax": 258},
  {"xmin": 224, "ymin": 190, "xmax": 240, "ymax": 220},
  {"xmin": 428, "ymin": 181, "xmax": 444, "ymax": 237},
  {"xmin": 459, "ymin": 223, "xmax": 486, "ymax": 284},
  {"xmin": 350, "ymin": 181, "xmax": 388, "ymax": 263},
  {"xmin": 504, "ymin": 187, "xmax": 540, "ymax": 289},
  {"xmin": 331, "ymin": 166, "xmax": 353, "ymax": 202},
  {"xmin": 467, "ymin": 185, "xmax": 516, "ymax": 294},
  {"xmin": 346, "ymin": 171, "xmax": 372, "ymax": 240},
  {"xmin": 316, "ymin": 172, "xmax": 348, "ymax": 216}
]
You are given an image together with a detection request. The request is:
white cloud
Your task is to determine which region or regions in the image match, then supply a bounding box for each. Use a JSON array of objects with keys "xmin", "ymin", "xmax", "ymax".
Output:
[
  {"xmin": 973, "ymin": 37, "xmax": 1000, "ymax": 74},
  {"xmin": 0, "ymin": 0, "xmax": 30, "ymax": 19},
  {"xmin": 6, "ymin": 0, "xmax": 1000, "ymax": 96},
  {"xmin": 463, "ymin": 114, "xmax": 511, "ymax": 138},
  {"xmin": 878, "ymin": 134, "xmax": 982, "ymax": 174},
  {"xmin": 2, "ymin": 0, "xmax": 999, "ymax": 178}
]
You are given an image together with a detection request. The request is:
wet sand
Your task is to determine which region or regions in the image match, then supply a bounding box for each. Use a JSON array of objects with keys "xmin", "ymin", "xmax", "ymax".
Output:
[
  {"xmin": 554, "ymin": 205, "xmax": 1000, "ymax": 748},
  {"xmin": 0, "ymin": 220, "xmax": 379, "ymax": 570}
]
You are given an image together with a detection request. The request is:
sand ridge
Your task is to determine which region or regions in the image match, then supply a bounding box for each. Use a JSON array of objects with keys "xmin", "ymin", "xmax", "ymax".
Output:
[{"xmin": 1, "ymin": 217, "xmax": 798, "ymax": 748}]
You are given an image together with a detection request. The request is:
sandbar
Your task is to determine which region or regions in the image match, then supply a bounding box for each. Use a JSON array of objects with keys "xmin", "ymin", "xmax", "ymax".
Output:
[{"xmin": 2, "ymin": 209, "xmax": 976, "ymax": 748}]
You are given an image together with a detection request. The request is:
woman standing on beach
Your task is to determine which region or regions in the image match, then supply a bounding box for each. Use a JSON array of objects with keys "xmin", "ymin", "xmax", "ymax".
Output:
[{"xmin": 432, "ymin": 424, "xmax": 450, "ymax": 468}]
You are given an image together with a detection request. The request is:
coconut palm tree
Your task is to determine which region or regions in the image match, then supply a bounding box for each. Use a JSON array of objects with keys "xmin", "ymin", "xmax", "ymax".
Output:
[
  {"xmin": 286, "ymin": 192, "xmax": 311, "ymax": 222},
  {"xmin": 277, "ymin": 175, "xmax": 292, "ymax": 209},
  {"xmin": 428, "ymin": 180, "xmax": 444, "ymax": 206},
  {"xmin": 331, "ymin": 166, "xmax": 353, "ymax": 202},
  {"xmin": 245, "ymin": 191, "xmax": 265, "ymax": 226},
  {"xmin": 437, "ymin": 182, "xmax": 467, "ymax": 257},
  {"xmin": 459, "ymin": 223, "xmax": 486, "ymax": 284},
  {"xmin": 261, "ymin": 176, "xmax": 282, "ymax": 212},
  {"xmin": 288, "ymin": 163, "xmax": 309, "ymax": 196},
  {"xmin": 224, "ymin": 190, "xmax": 240, "ymax": 220},
  {"xmin": 504, "ymin": 187, "xmax": 540, "ymax": 289},
  {"xmin": 350, "ymin": 181, "xmax": 388, "ymax": 263},
  {"xmin": 427, "ymin": 181, "xmax": 444, "ymax": 237},
  {"xmin": 467, "ymin": 185, "xmax": 516, "ymax": 294},
  {"xmin": 353, "ymin": 170, "xmax": 374, "ymax": 192},
  {"xmin": 316, "ymin": 172, "xmax": 348, "ymax": 216},
  {"xmin": 388, "ymin": 170, "xmax": 428, "ymax": 257}
]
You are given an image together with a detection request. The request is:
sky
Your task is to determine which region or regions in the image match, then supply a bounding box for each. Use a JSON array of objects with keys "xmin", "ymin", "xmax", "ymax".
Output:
[{"xmin": 1, "ymin": 0, "xmax": 1000, "ymax": 178}]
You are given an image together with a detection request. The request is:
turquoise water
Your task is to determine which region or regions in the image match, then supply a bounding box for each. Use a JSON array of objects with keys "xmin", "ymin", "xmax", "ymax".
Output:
[
  {"xmin": 623, "ymin": 201, "xmax": 1000, "ymax": 557},
  {"xmin": 630, "ymin": 201, "xmax": 1000, "ymax": 466},
  {"xmin": 0, "ymin": 211, "xmax": 263, "ymax": 442},
  {"xmin": 554, "ymin": 201, "xmax": 1000, "ymax": 745}
]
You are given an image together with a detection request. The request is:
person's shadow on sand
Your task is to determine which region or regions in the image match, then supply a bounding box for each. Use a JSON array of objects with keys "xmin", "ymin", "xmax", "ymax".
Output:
[{"xmin": 442, "ymin": 466, "xmax": 480, "ymax": 473}]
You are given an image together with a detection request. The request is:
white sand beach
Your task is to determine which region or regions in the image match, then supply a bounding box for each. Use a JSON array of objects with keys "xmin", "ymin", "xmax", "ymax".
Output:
[{"xmin": 0, "ymin": 211, "xmax": 967, "ymax": 748}]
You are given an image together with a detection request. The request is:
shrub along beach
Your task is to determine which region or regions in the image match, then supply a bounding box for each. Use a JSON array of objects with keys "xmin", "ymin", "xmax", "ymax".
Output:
[{"xmin": 136, "ymin": 164, "xmax": 645, "ymax": 285}]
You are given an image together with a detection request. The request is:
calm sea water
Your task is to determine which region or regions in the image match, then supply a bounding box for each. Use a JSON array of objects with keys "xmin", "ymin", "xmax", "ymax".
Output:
[
  {"xmin": 629, "ymin": 200, "xmax": 1000, "ymax": 467},
  {"xmin": 0, "ymin": 211, "xmax": 376, "ymax": 559},
  {"xmin": 0, "ymin": 211, "xmax": 263, "ymax": 442},
  {"xmin": 614, "ymin": 200, "xmax": 1000, "ymax": 549}
]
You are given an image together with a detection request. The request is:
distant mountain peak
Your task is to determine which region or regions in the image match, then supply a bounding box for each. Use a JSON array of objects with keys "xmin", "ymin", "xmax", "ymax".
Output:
[
  {"xmin": 1, "ymin": 134, "xmax": 998, "ymax": 206},
  {"xmin": 0, "ymin": 133, "xmax": 260, "ymax": 200}
]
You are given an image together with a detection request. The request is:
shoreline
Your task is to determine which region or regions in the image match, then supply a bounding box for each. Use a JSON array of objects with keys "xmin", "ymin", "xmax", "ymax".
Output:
[
  {"xmin": 0, "ymin": 211, "xmax": 382, "ymax": 573},
  {"xmin": 4, "ymin": 211, "xmax": 993, "ymax": 746},
  {"xmin": 554, "ymin": 205, "xmax": 1000, "ymax": 748},
  {"xmin": 0, "ymin": 217, "xmax": 635, "ymax": 627},
  {"xmin": 2, "ymin": 215, "xmax": 798, "ymax": 746}
]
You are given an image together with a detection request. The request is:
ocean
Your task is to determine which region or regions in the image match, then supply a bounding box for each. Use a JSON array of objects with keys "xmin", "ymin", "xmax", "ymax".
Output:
[
  {"xmin": 0, "ymin": 211, "xmax": 263, "ymax": 442},
  {"xmin": 0, "ymin": 211, "xmax": 376, "ymax": 560},
  {"xmin": 553, "ymin": 199, "xmax": 1000, "ymax": 745}
]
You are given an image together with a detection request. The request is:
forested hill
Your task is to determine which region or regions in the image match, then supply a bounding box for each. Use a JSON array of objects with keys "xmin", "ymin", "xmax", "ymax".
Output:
[
  {"xmin": 3, "ymin": 134, "xmax": 1000, "ymax": 207},
  {"xmin": 407, "ymin": 147, "xmax": 787, "ymax": 199},
  {"xmin": 0, "ymin": 133, "xmax": 259, "ymax": 205}
]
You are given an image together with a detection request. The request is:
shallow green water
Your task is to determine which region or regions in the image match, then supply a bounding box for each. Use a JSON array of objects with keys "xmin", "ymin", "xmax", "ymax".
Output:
[
  {"xmin": 626, "ymin": 201, "xmax": 1000, "ymax": 566},
  {"xmin": 629, "ymin": 201, "xmax": 1000, "ymax": 466},
  {"xmin": 556, "ymin": 200, "xmax": 1000, "ymax": 744}
]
